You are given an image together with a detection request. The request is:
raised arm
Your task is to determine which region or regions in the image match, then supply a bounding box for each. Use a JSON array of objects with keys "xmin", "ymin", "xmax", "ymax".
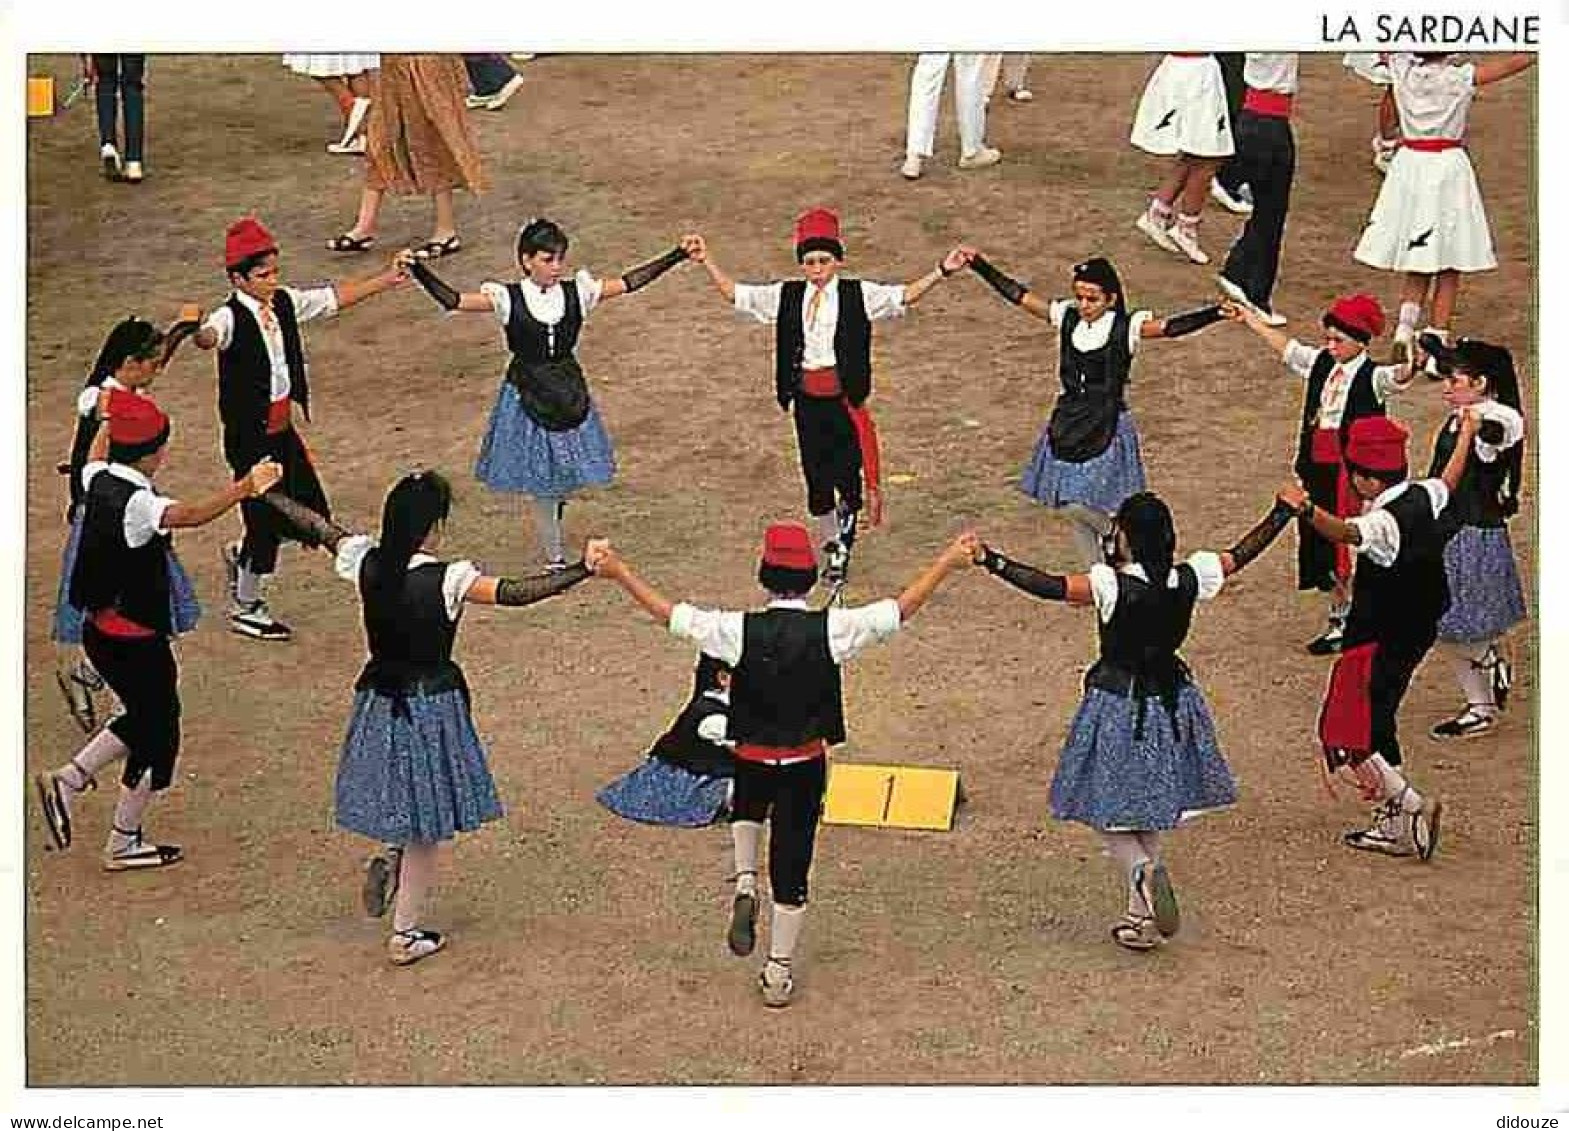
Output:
[
  {"xmin": 400, "ymin": 254, "xmax": 495, "ymax": 314},
  {"xmin": 1142, "ymin": 303, "xmax": 1225, "ymax": 340},
  {"xmin": 1474, "ymin": 53, "xmax": 1534, "ymax": 86},
  {"xmin": 1221, "ymin": 300, "xmax": 1291, "ymax": 355},
  {"xmin": 159, "ymin": 305, "xmax": 205, "ymax": 367},
  {"xmin": 257, "ymin": 490, "xmax": 356, "ymax": 553},
  {"xmin": 332, "ymin": 254, "xmax": 410, "ymax": 311},
  {"xmin": 1278, "ymin": 482, "xmax": 1361, "ymax": 547},
  {"xmin": 1218, "ymin": 496, "xmax": 1299, "ymax": 576},
  {"xmin": 682, "ymin": 234, "xmax": 737, "ymax": 305},
  {"xmin": 894, "ymin": 534, "xmax": 975, "ymax": 621},
  {"xmin": 967, "ymin": 252, "xmax": 1054, "ymax": 320},
  {"xmin": 164, "ymin": 459, "xmax": 281, "ymax": 530},
  {"xmin": 1438, "ymin": 407, "xmax": 1480, "ymax": 494},
  {"xmin": 596, "ymin": 244, "xmax": 691, "ymax": 302},
  {"xmin": 597, "ymin": 547, "xmax": 677, "ymax": 624},
  {"xmin": 901, "ymin": 247, "xmax": 970, "ymax": 308},
  {"xmin": 973, "ymin": 536, "xmax": 1094, "ymax": 604}
]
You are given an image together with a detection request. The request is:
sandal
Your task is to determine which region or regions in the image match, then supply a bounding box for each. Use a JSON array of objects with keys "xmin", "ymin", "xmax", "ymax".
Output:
[
  {"xmin": 388, "ymin": 928, "xmax": 446, "ymax": 966},
  {"xmin": 1110, "ymin": 913, "xmax": 1161, "ymax": 952},
  {"xmin": 326, "ymin": 232, "xmax": 375, "ymax": 253},
  {"xmin": 1133, "ymin": 860, "xmax": 1180, "ymax": 938},
  {"xmin": 412, "ymin": 235, "xmax": 462, "ymax": 260}
]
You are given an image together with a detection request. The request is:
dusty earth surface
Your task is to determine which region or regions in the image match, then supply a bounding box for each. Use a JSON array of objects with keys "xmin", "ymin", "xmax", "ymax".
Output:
[{"xmin": 22, "ymin": 54, "xmax": 1538, "ymax": 1085}]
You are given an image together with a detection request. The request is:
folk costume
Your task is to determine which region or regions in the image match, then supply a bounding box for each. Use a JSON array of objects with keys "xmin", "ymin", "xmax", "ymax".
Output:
[
  {"xmin": 1217, "ymin": 54, "xmax": 1300, "ymax": 321},
  {"xmin": 204, "ymin": 217, "xmax": 338, "ymax": 641},
  {"xmin": 1315, "ymin": 416, "xmax": 1447, "ymax": 859},
  {"xmin": 669, "ymin": 523, "xmax": 904, "ymax": 1004},
  {"xmin": 597, "ymin": 655, "xmax": 736, "ymax": 828},
  {"xmin": 732, "ymin": 210, "xmax": 897, "ymax": 575}
]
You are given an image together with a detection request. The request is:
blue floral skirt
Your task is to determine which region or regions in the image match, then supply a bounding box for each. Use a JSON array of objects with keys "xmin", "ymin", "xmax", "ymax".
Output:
[
  {"xmin": 1050, "ymin": 684, "xmax": 1237, "ymax": 832},
  {"xmin": 1019, "ymin": 410, "xmax": 1147, "ymax": 516},
  {"xmin": 1436, "ymin": 524, "xmax": 1527, "ymax": 644},
  {"xmin": 334, "ymin": 686, "xmax": 504, "ymax": 844},
  {"xmin": 51, "ymin": 515, "xmax": 201, "ymax": 644},
  {"xmin": 597, "ymin": 758, "xmax": 732, "ymax": 828},
  {"xmin": 474, "ymin": 381, "xmax": 616, "ymax": 497}
]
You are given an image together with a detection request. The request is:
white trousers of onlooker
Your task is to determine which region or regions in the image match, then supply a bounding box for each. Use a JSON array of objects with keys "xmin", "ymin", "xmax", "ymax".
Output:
[
  {"xmin": 981, "ymin": 54, "xmax": 1031, "ymax": 98},
  {"xmin": 905, "ymin": 53, "xmax": 996, "ymax": 160}
]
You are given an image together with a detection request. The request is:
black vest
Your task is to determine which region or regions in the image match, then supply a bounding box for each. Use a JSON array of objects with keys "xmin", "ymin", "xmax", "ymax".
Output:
[
  {"xmin": 1343, "ymin": 485, "xmax": 1452, "ymax": 651},
  {"xmin": 355, "ymin": 551, "xmax": 467, "ymax": 697},
  {"xmin": 1426, "ymin": 413, "xmax": 1514, "ymax": 532},
  {"xmin": 504, "ymin": 280, "xmax": 583, "ymax": 363},
  {"xmin": 217, "ymin": 291, "xmax": 309, "ymax": 471},
  {"xmin": 1087, "ymin": 565, "xmax": 1198, "ymax": 697},
  {"xmin": 775, "ymin": 279, "xmax": 872, "ymax": 408},
  {"xmin": 68, "ymin": 467, "xmax": 172, "ymax": 636},
  {"xmin": 647, "ymin": 693, "xmax": 734, "ymax": 777},
  {"xmin": 1058, "ymin": 307, "xmax": 1133, "ymax": 407},
  {"xmin": 729, "ymin": 608, "xmax": 846, "ymax": 747},
  {"xmin": 1294, "ymin": 352, "xmax": 1383, "ymax": 477}
]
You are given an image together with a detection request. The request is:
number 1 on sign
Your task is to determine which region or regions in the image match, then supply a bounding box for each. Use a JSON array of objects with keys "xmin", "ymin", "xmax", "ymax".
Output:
[{"xmin": 881, "ymin": 774, "xmax": 896, "ymax": 822}]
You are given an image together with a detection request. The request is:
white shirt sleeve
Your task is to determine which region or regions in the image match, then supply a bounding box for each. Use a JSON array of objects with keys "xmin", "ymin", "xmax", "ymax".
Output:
[
  {"xmin": 123, "ymin": 487, "xmax": 173, "ymax": 548},
  {"xmin": 1474, "ymin": 403, "xmax": 1525, "ymax": 463},
  {"xmin": 1047, "ymin": 299, "xmax": 1071, "ymax": 328},
  {"xmin": 442, "ymin": 560, "xmax": 483, "ymax": 619},
  {"xmin": 1349, "ymin": 510, "xmax": 1400, "ymax": 566},
  {"xmin": 1186, "ymin": 551, "xmax": 1226, "ymax": 601},
  {"xmin": 1372, "ymin": 363, "xmax": 1412, "ymax": 402},
  {"xmin": 696, "ymin": 712, "xmax": 730, "ymax": 745},
  {"xmin": 1127, "ymin": 310, "xmax": 1153, "ymax": 354},
  {"xmin": 733, "ymin": 282, "xmax": 784, "ymax": 325},
  {"xmin": 1088, "ymin": 562, "xmax": 1120, "ymax": 623},
  {"xmin": 573, "ymin": 269, "xmax": 605, "ymax": 318},
  {"xmin": 1281, "ymin": 339, "xmax": 1319, "ymax": 379},
  {"xmin": 480, "ymin": 281, "xmax": 511, "ymax": 326},
  {"xmin": 668, "ymin": 604, "xmax": 747, "ymax": 666},
  {"xmin": 285, "ymin": 284, "xmax": 340, "ymax": 324},
  {"xmin": 76, "ymin": 386, "xmax": 100, "ymax": 417},
  {"xmin": 202, "ymin": 305, "xmax": 236, "ymax": 352},
  {"xmin": 1418, "ymin": 478, "xmax": 1450, "ymax": 516},
  {"xmin": 857, "ymin": 280, "xmax": 907, "ymax": 321},
  {"xmin": 825, "ymin": 598, "xmax": 903, "ymax": 663},
  {"xmin": 334, "ymin": 533, "xmax": 375, "ymax": 581}
]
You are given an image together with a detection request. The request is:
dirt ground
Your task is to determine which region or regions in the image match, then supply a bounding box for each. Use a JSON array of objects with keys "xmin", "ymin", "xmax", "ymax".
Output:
[{"xmin": 22, "ymin": 54, "xmax": 1538, "ymax": 1085}]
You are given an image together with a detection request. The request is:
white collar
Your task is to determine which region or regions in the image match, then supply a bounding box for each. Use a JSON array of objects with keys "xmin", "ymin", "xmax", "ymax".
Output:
[
  {"xmin": 232, "ymin": 289, "xmax": 273, "ymax": 319},
  {"xmin": 101, "ymin": 376, "xmax": 129, "ymax": 392},
  {"xmin": 1370, "ymin": 480, "xmax": 1412, "ymax": 509},
  {"xmin": 520, "ymin": 274, "xmax": 564, "ymax": 296},
  {"xmin": 105, "ymin": 462, "xmax": 154, "ymax": 490},
  {"xmin": 766, "ymin": 597, "xmax": 811, "ymax": 609},
  {"xmin": 807, "ymin": 276, "xmax": 839, "ymax": 297},
  {"xmin": 1335, "ymin": 348, "xmax": 1367, "ymax": 371}
]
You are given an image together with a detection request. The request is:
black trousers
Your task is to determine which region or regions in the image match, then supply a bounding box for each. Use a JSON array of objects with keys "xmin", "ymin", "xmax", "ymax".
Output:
[
  {"xmin": 730, "ymin": 757, "xmax": 828, "ymax": 906},
  {"xmin": 792, "ymin": 395, "xmax": 861, "ymax": 518},
  {"xmin": 1368, "ymin": 633, "xmax": 1438, "ymax": 769},
  {"xmin": 231, "ymin": 428, "xmax": 330, "ymax": 576},
  {"xmin": 1214, "ymin": 54, "xmax": 1247, "ymax": 192},
  {"xmin": 92, "ymin": 54, "xmax": 145, "ymax": 162},
  {"xmin": 83, "ymin": 622, "xmax": 180, "ymax": 792},
  {"xmin": 1297, "ymin": 459, "xmax": 1342, "ymax": 593},
  {"xmin": 1219, "ymin": 111, "xmax": 1296, "ymax": 309}
]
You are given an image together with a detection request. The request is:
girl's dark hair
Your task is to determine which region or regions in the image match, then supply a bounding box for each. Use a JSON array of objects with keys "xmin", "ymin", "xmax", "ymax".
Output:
[
  {"xmin": 758, "ymin": 562, "xmax": 818, "ymax": 597},
  {"xmin": 89, "ymin": 317, "xmax": 164, "ymax": 386},
  {"xmin": 693, "ymin": 653, "xmax": 732, "ymax": 697},
  {"xmin": 517, "ymin": 218, "xmax": 570, "ymax": 262},
  {"xmin": 1114, "ymin": 491, "xmax": 1176, "ymax": 587},
  {"xmin": 372, "ymin": 470, "xmax": 454, "ymax": 608},
  {"xmin": 1071, "ymin": 257, "xmax": 1127, "ymax": 314},
  {"xmin": 227, "ymin": 250, "xmax": 275, "ymax": 280},
  {"xmin": 1451, "ymin": 338, "xmax": 1526, "ymax": 516}
]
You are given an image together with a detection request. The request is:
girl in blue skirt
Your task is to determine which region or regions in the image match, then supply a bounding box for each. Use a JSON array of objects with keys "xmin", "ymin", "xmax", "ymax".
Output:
[
  {"xmin": 264, "ymin": 471, "xmax": 607, "ymax": 965},
  {"xmin": 969, "ymin": 489, "xmax": 1297, "ymax": 950},
  {"xmin": 50, "ymin": 316, "xmax": 202, "ymax": 732},
  {"xmin": 962, "ymin": 252, "xmax": 1225, "ymax": 566},
  {"xmin": 1421, "ymin": 338, "xmax": 1527, "ymax": 740},
  {"xmin": 402, "ymin": 219, "xmax": 690, "ymax": 567}
]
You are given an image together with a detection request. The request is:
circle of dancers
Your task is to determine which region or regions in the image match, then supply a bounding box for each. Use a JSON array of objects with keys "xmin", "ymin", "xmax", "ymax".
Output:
[{"xmin": 36, "ymin": 50, "xmax": 1533, "ymax": 1008}]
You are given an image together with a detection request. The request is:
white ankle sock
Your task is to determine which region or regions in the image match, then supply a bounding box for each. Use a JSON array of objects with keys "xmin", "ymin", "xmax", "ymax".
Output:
[
  {"xmin": 107, "ymin": 774, "xmax": 153, "ymax": 852},
  {"xmin": 1397, "ymin": 301, "xmax": 1422, "ymax": 336},
  {"xmin": 235, "ymin": 566, "xmax": 263, "ymax": 606},
  {"xmin": 813, "ymin": 511, "xmax": 839, "ymax": 549},
  {"xmin": 1365, "ymin": 755, "xmax": 1421, "ymax": 812}
]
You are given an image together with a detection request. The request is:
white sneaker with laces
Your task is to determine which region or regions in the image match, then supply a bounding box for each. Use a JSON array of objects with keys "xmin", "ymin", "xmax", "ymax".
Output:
[
  {"xmin": 1135, "ymin": 211, "xmax": 1181, "ymax": 255},
  {"xmin": 1342, "ymin": 801, "xmax": 1416, "ymax": 857},
  {"xmin": 1216, "ymin": 275, "xmax": 1287, "ymax": 327},
  {"xmin": 759, "ymin": 961, "xmax": 794, "ymax": 1008},
  {"xmin": 957, "ymin": 146, "xmax": 1002, "ymax": 170},
  {"xmin": 1168, "ymin": 222, "xmax": 1210, "ymax": 265},
  {"xmin": 1209, "ymin": 179, "xmax": 1254, "ymax": 215},
  {"xmin": 229, "ymin": 600, "xmax": 293, "ymax": 642},
  {"xmin": 1429, "ymin": 707, "xmax": 1496, "ymax": 740},
  {"xmin": 100, "ymin": 143, "xmax": 122, "ymax": 180}
]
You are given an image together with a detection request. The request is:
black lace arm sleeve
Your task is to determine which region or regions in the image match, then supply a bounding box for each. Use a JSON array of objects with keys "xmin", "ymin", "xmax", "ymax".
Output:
[
  {"xmin": 968, "ymin": 255, "xmax": 1027, "ymax": 306},
  {"xmin": 621, "ymin": 246, "xmax": 689, "ymax": 293},
  {"xmin": 1160, "ymin": 304, "xmax": 1224, "ymax": 338},
  {"xmin": 259, "ymin": 490, "xmax": 354, "ymax": 551},
  {"xmin": 409, "ymin": 258, "xmax": 462, "ymax": 312},
  {"xmin": 1226, "ymin": 499, "xmax": 1298, "ymax": 572},
  {"xmin": 495, "ymin": 562, "xmax": 592, "ymax": 606},
  {"xmin": 981, "ymin": 547, "xmax": 1068, "ymax": 601}
]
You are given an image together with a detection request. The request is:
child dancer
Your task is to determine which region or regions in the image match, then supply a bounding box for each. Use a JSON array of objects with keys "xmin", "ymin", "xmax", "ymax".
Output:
[
  {"xmin": 595, "ymin": 524, "xmax": 974, "ymax": 1006},
  {"xmin": 1420, "ymin": 338, "xmax": 1526, "ymax": 739},
  {"xmin": 964, "ymin": 251, "xmax": 1223, "ymax": 567},
  {"xmin": 404, "ymin": 218, "xmax": 689, "ymax": 568},
  {"xmin": 1226, "ymin": 293, "xmax": 1414, "ymax": 653},
  {"xmin": 1285, "ymin": 412, "xmax": 1474, "ymax": 858},
  {"xmin": 257, "ymin": 472, "xmax": 607, "ymax": 965},
  {"xmin": 1130, "ymin": 53, "xmax": 1236, "ymax": 265},
  {"xmin": 35, "ymin": 392, "xmax": 280, "ymax": 868},
  {"xmin": 191, "ymin": 216, "xmax": 408, "ymax": 641},
  {"xmin": 682, "ymin": 213, "xmax": 965, "ymax": 584},
  {"xmin": 968, "ymin": 489, "xmax": 1296, "ymax": 950},
  {"xmin": 597, "ymin": 654, "xmax": 736, "ymax": 828},
  {"xmin": 50, "ymin": 317, "xmax": 201, "ymax": 732},
  {"xmin": 1351, "ymin": 52, "xmax": 1534, "ymax": 353}
]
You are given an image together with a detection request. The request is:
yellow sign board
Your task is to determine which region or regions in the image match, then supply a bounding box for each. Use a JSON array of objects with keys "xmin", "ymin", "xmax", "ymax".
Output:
[
  {"xmin": 27, "ymin": 77, "xmax": 54, "ymax": 118},
  {"xmin": 822, "ymin": 762, "xmax": 963, "ymax": 831}
]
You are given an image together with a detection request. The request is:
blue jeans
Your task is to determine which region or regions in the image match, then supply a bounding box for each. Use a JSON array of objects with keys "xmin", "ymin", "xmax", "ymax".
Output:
[{"xmin": 92, "ymin": 54, "xmax": 145, "ymax": 161}]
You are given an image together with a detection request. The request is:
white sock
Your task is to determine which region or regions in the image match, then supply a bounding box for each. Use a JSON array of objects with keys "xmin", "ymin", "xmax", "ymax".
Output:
[
  {"xmin": 1365, "ymin": 754, "xmax": 1422, "ymax": 812},
  {"xmin": 235, "ymin": 565, "xmax": 263, "ymax": 606},
  {"xmin": 61, "ymin": 727, "xmax": 130, "ymax": 789},
  {"xmin": 107, "ymin": 773, "xmax": 154, "ymax": 853},
  {"xmin": 732, "ymin": 821, "xmax": 762, "ymax": 896},
  {"xmin": 1176, "ymin": 211, "xmax": 1201, "ymax": 234},
  {"xmin": 529, "ymin": 497, "xmax": 566, "ymax": 563},
  {"xmin": 1100, "ymin": 831, "xmax": 1152, "ymax": 916},
  {"xmin": 392, "ymin": 842, "xmax": 438, "ymax": 933},
  {"xmin": 1397, "ymin": 301, "xmax": 1422, "ymax": 335},
  {"xmin": 767, "ymin": 902, "xmax": 806, "ymax": 964},
  {"xmin": 812, "ymin": 511, "xmax": 839, "ymax": 549},
  {"xmin": 1147, "ymin": 197, "xmax": 1173, "ymax": 223},
  {"xmin": 1456, "ymin": 640, "xmax": 1497, "ymax": 714}
]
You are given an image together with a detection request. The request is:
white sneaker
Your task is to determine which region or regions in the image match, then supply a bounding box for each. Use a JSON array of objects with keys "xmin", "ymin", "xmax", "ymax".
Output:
[
  {"xmin": 1168, "ymin": 222, "xmax": 1210, "ymax": 265},
  {"xmin": 957, "ymin": 146, "xmax": 1002, "ymax": 170},
  {"xmin": 759, "ymin": 961, "xmax": 794, "ymax": 1008},
  {"xmin": 100, "ymin": 142, "xmax": 122, "ymax": 180},
  {"xmin": 327, "ymin": 136, "xmax": 367, "ymax": 155},
  {"xmin": 900, "ymin": 153, "xmax": 923, "ymax": 180},
  {"xmin": 483, "ymin": 73, "xmax": 525, "ymax": 110},
  {"xmin": 121, "ymin": 160, "xmax": 144, "ymax": 183},
  {"xmin": 1342, "ymin": 801, "xmax": 1416, "ymax": 857},
  {"xmin": 336, "ymin": 96, "xmax": 371, "ymax": 147},
  {"xmin": 229, "ymin": 600, "xmax": 293, "ymax": 642},
  {"xmin": 464, "ymin": 93, "xmax": 491, "ymax": 109},
  {"xmin": 1006, "ymin": 87, "xmax": 1034, "ymax": 103},
  {"xmin": 1135, "ymin": 211, "xmax": 1181, "ymax": 255},
  {"xmin": 1216, "ymin": 275, "xmax": 1287, "ymax": 326},
  {"xmin": 1209, "ymin": 179, "xmax": 1254, "ymax": 216}
]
